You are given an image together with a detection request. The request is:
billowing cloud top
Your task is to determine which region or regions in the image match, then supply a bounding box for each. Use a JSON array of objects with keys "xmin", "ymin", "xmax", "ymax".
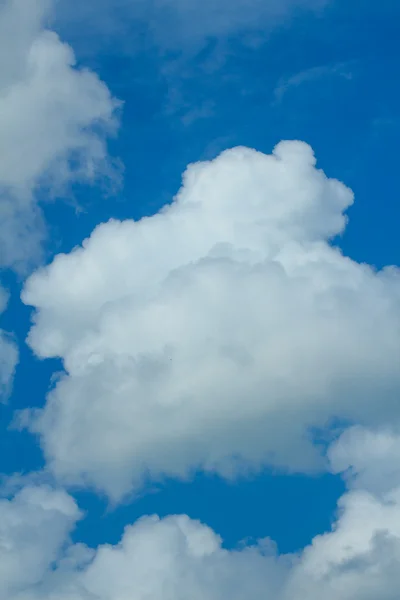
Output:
[{"xmin": 20, "ymin": 141, "xmax": 400, "ymax": 499}]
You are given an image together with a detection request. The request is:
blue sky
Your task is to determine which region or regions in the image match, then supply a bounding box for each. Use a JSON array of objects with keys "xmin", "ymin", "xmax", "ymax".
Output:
[{"xmin": 0, "ymin": 1, "xmax": 400, "ymax": 598}]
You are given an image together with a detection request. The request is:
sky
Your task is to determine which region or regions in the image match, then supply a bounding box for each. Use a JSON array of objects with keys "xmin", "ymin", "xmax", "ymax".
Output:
[{"xmin": 0, "ymin": 0, "xmax": 399, "ymax": 598}]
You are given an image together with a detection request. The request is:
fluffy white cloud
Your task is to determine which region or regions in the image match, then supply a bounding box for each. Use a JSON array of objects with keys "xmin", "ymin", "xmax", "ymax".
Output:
[
  {"xmin": 5, "ymin": 450, "xmax": 400, "ymax": 600},
  {"xmin": 0, "ymin": 286, "xmax": 18, "ymax": 400},
  {"xmin": 329, "ymin": 426, "xmax": 400, "ymax": 497},
  {"xmin": 285, "ymin": 488, "xmax": 400, "ymax": 600},
  {"xmin": 20, "ymin": 141, "xmax": 400, "ymax": 500},
  {"xmin": 0, "ymin": 485, "xmax": 82, "ymax": 599},
  {"xmin": 0, "ymin": 0, "xmax": 119, "ymax": 272},
  {"xmin": 0, "ymin": 484, "xmax": 288, "ymax": 599}
]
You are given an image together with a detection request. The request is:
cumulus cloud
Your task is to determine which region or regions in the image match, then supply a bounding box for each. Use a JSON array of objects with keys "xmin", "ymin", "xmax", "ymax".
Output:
[
  {"xmin": 0, "ymin": 485, "xmax": 82, "ymax": 599},
  {"xmin": 286, "ymin": 488, "xmax": 400, "ymax": 600},
  {"xmin": 329, "ymin": 426, "xmax": 400, "ymax": 497},
  {"xmin": 0, "ymin": 484, "xmax": 287, "ymax": 599},
  {"xmin": 0, "ymin": 0, "xmax": 119, "ymax": 272},
  {"xmin": 19, "ymin": 141, "xmax": 400, "ymax": 500},
  {"xmin": 0, "ymin": 286, "xmax": 18, "ymax": 401},
  {"xmin": 5, "ymin": 448, "xmax": 400, "ymax": 600}
]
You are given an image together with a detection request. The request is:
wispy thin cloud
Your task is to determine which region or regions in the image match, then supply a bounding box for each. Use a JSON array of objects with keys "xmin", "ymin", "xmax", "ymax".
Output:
[{"xmin": 273, "ymin": 62, "xmax": 354, "ymax": 104}]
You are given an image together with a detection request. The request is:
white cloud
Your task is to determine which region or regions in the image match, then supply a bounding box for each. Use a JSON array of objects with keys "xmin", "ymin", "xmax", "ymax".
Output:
[
  {"xmin": 329, "ymin": 426, "xmax": 400, "ymax": 497},
  {"xmin": 19, "ymin": 141, "xmax": 400, "ymax": 500},
  {"xmin": 287, "ymin": 428, "xmax": 400, "ymax": 600},
  {"xmin": 5, "ymin": 460, "xmax": 400, "ymax": 600},
  {"xmin": 0, "ymin": 485, "xmax": 82, "ymax": 599},
  {"xmin": 0, "ymin": 286, "xmax": 18, "ymax": 401},
  {"xmin": 0, "ymin": 0, "xmax": 119, "ymax": 272},
  {"xmin": 0, "ymin": 484, "xmax": 288, "ymax": 599},
  {"xmin": 285, "ymin": 488, "xmax": 400, "ymax": 600}
]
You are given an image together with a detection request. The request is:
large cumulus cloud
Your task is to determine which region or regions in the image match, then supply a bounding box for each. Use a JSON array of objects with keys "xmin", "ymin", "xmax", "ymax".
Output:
[{"xmin": 19, "ymin": 141, "xmax": 400, "ymax": 499}]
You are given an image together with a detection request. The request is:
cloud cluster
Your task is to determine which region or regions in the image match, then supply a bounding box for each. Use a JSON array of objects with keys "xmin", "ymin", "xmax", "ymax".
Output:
[
  {"xmin": 1, "ymin": 5, "xmax": 399, "ymax": 599},
  {"xmin": 20, "ymin": 141, "xmax": 400, "ymax": 499},
  {"xmin": 4, "ymin": 428, "xmax": 400, "ymax": 600},
  {"xmin": 0, "ymin": 0, "xmax": 119, "ymax": 272},
  {"xmin": 0, "ymin": 286, "xmax": 18, "ymax": 401}
]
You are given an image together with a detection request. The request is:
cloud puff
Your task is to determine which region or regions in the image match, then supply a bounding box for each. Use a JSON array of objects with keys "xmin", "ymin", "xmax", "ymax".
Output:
[
  {"xmin": 5, "ymin": 446, "xmax": 400, "ymax": 600},
  {"xmin": 329, "ymin": 426, "xmax": 400, "ymax": 498},
  {"xmin": 0, "ymin": 0, "xmax": 119, "ymax": 272},
  {"xmin": 0, "ymin": 485, "xmax": 81, "ymax": 599},
  {"xmin": 286, "ymin": 488, "xmax": 400, "ymax": 600},
  {"xmin": 0, "ymin": 286, "xmax": 18, "ymax": 401},
  {"xmin": 20, "ymin": 141, "xmax": 400, "ymax": 500}
]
